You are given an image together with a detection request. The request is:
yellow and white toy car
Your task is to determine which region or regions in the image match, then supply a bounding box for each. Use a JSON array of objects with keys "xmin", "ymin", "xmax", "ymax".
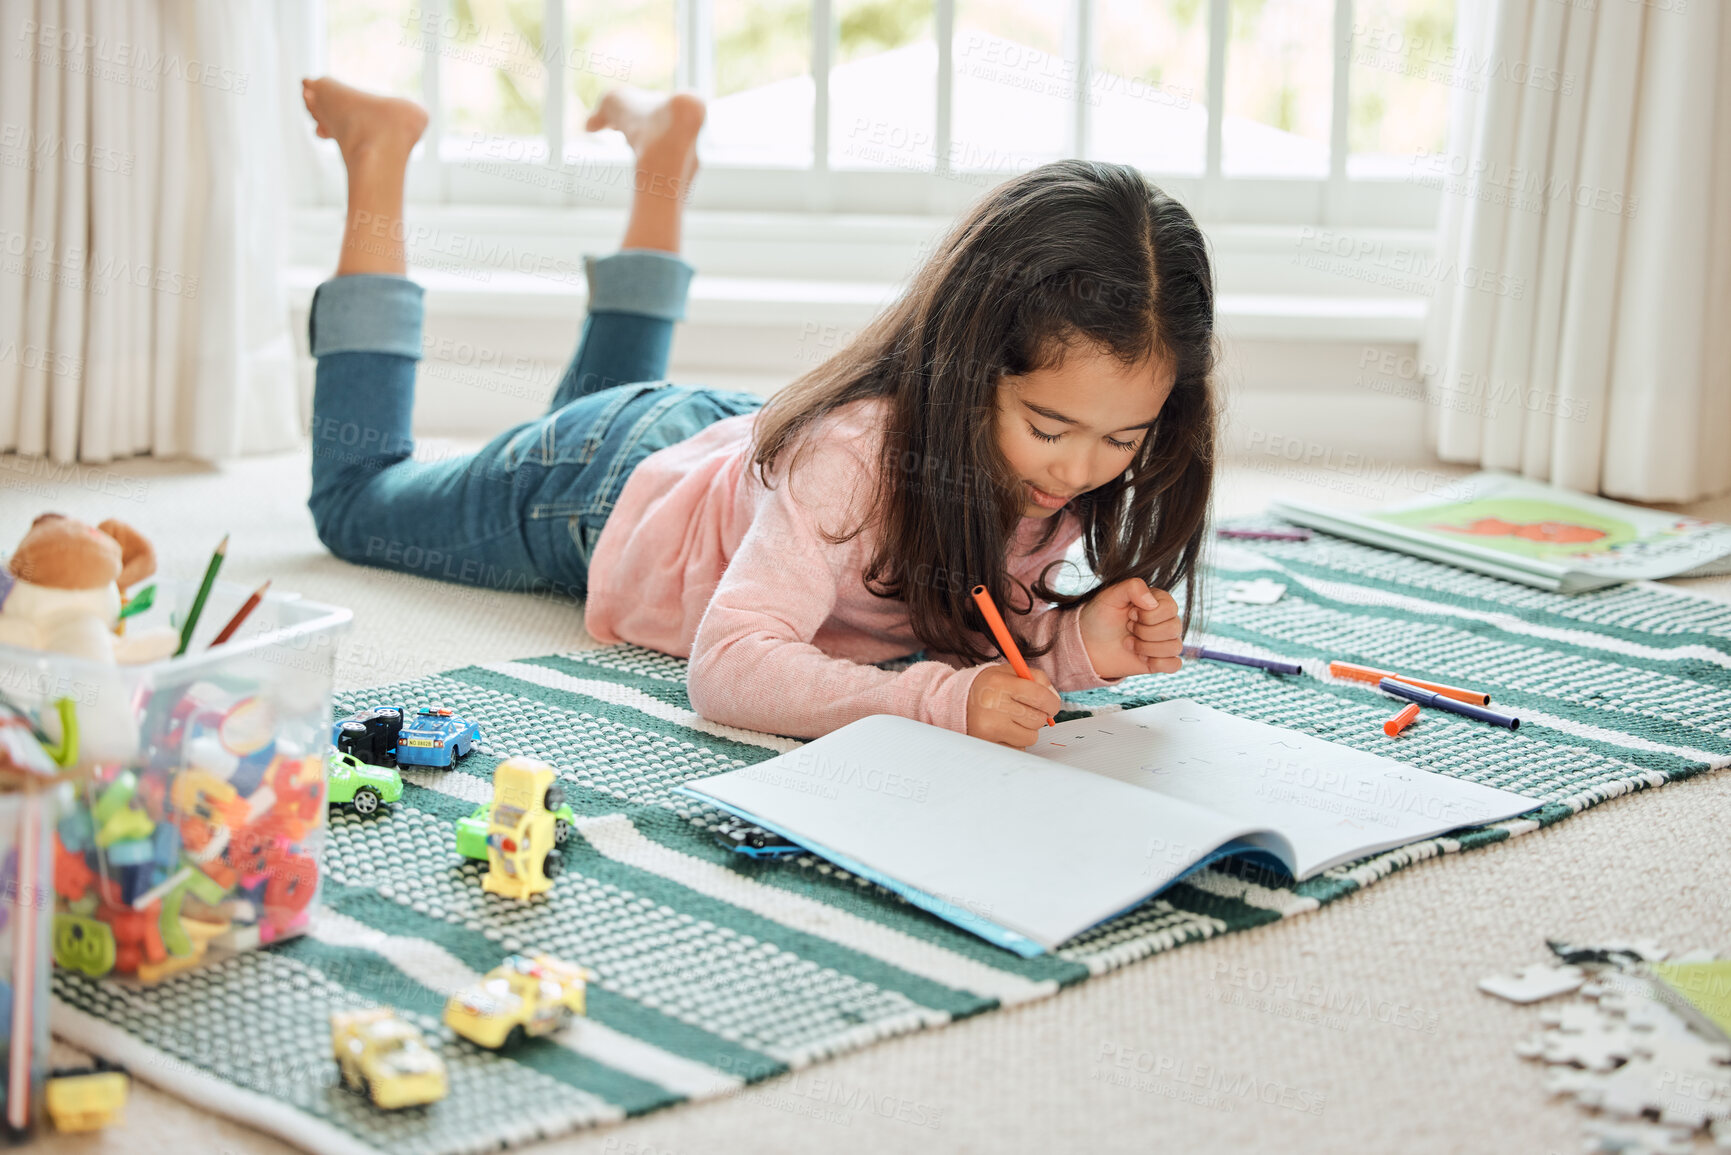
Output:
[
  {"xmin": 480, "ymin": 756, "xmax": 567, "ymax": 901},
  {"xmin": 331, "ymin": 1007, "xmax": 448, "ymax": 1110},
  {"xmin": 44, "ymin": 1062, "xmax": 129, "ymax": 1132},
  {"xmin": 443, "ymin": 953, "xmax": 592, "ymax": 1049}
]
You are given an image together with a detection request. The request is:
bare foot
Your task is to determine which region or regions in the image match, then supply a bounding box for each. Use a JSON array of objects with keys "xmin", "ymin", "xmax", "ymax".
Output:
[
  {"xmin": 302, "ymin": 77, "xmax": 429, "ymax": 163},
  {"xmin": 585, "ymin": 87, "xmax": 705, "ymax": 187}
]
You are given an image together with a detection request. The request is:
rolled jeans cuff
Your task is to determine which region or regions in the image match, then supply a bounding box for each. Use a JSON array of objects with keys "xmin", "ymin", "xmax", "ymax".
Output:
[
  {"xmin": 584, "ymin": 250, "xmax": 695, "ymax": 322},
  {"xmin": 309, "ymin": 274, "xmax": 426, "ymax": 359}
]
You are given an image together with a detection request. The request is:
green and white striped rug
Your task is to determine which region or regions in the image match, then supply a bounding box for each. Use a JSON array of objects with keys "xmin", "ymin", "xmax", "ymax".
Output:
[{"xmin": 49, "ymin": 532, "xmax": 1731, "ymax": 1155}]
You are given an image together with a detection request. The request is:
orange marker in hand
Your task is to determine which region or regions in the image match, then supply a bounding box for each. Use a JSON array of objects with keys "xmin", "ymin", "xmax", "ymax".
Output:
[{"xmin": 971, "ymin": 584, "xmax": 1054, "ymax": 727}]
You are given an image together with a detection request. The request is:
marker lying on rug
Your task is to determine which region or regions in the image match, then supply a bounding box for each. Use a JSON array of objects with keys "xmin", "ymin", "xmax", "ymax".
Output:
[
  {"xmin": 1329, "ymin": 660, "xmax": 1491, "ymax": 706},
  {"xmin": 1216, "ymin": 527, "xmax": 1312, "ymax": 542},
  {"xmin": 1182, "ymin": 646, "xmax": 1303, "ymax": 676},
  {"xmin": 1379, "ymin": 678, "xmax": 1519, "ymax": 730}
]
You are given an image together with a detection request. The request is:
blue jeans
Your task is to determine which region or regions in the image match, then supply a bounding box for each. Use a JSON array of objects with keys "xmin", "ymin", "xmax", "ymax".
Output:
[{"xmin": 307, "ymin": 251, "xmax": 764, "ymax": 600}]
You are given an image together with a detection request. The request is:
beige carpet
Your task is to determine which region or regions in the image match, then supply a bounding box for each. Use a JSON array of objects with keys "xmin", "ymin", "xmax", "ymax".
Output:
[{"xmin": 4, "ymin": 444, "xmax": 1729, "ymax": 1155}]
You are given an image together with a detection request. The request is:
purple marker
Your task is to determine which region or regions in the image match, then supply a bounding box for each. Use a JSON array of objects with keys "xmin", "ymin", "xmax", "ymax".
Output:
[
  {"xmin": 1217, "ymin": 527, "xmax": 1312, "ymax": 542},
  {"xmin": 1183, "ymin": 646, "xmax": 1304, "ymax": 676},
  {"xmin": 1378, "ymin": 678, "xmax": 1519, "ymax": 730}
]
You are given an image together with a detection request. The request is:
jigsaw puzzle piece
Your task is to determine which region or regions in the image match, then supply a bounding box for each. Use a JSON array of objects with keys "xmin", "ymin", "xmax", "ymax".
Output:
[
  {"xmin": 1223, "ymin": 578, "xmax": 1287, "ymax": 605},
  {"xmin": 1586, "ymin": 972, "xmax": 1662, "ymax": 1014},
  {"xmin": 1582, "ymin": 1119, "xmax": 1696, "ymax": 1155},
  {"xmin": 1537, "ymin": 1027, "xmax": 1638, "ymax": 1072},
  {"xmin": 1622, "ymin": 998, "xmax": 1702, "ymax": 1045},
  {"xmin": 1590, "ymin": 1057, "xmax": 1702, "ymax": 1121},
  {"xmin": 1630, "ymin": 1027, "xmax": 1731, "ymax": 1073},
  {"xmin": 1635, "ymin": 1043, "xmax": 1731, "ymax": 1129},
  {"xmin": 1481, "ymin": 963, "xmax": 1586, "ymax": 1004},
  {"xmin": 1545, "ymin": 1064, "xmax": 1609, "ymax": 1111},
  {"xmin": 1544, "ymin": 1004, "xmax": 1618, "ymax": 1034}
]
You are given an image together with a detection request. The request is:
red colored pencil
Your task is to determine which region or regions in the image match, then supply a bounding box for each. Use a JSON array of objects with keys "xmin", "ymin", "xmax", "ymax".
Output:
[
  {"xmin": 209, "ymin": 580, "xmax": 270, "ymax": 647},
  {"xmin": 971, "ymin": 585, "xmax": 1054, "ymax": 727}
]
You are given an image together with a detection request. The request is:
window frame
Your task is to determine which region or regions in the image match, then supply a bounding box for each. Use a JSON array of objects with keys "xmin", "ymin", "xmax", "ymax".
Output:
[{"xmin": 297, "ymin": 0, "xmax": 1448, "ymax": 231}]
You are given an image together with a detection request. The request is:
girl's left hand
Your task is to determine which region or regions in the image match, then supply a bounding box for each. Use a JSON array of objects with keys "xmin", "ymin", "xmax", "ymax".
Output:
[{"xmin": 1079, "ymin": 580, "xmax": 1184, "ymax": 679}]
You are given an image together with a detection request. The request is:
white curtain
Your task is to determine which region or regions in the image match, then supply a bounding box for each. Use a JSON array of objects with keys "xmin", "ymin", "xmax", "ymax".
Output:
[
  {"xmin": 1420, "ymin": 0, "xmax": 1731, "ymax": 503},
  {"xmin": 0, "ymin": 0, "xmax": 299, "ymax": 464}
]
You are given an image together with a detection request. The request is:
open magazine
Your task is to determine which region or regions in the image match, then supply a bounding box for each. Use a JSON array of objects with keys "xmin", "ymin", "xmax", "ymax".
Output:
[
  {"xmin": 1270, "ymin": 472, "xmax": 1731, "ymax": 594},
  {"xmin": 682, "ymin": 702, "xmax": 1537, "ymax": 957}
]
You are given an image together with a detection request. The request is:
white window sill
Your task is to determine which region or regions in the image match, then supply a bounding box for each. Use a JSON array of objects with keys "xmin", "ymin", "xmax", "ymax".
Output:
[
  {"xmin": 288, "ymin": 206, "xmax": 1433, "ymax": 344},
  {"xmin": 284, "ymin": 265, "xmax": 1425, "ymax": 343}
]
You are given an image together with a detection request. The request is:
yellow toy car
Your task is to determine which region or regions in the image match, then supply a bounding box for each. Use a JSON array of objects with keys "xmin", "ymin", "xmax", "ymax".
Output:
[
  {"xmin": 44, "ymin": 1061, "xmax": 129, "ymax": 1132},
  {"xmin": 331, "ymin": 1007, "xmax": 448, "ymax": 1110},
  {"xmin": 443, "ymin": 954, "xmax": 593, "ymax": 1049},
  {"xmin": 480, "ymin": 757, "xmax": 567, "ymax": 901}
]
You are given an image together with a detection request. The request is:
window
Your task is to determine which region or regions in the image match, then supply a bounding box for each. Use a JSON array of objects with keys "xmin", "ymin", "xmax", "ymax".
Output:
[{"xmin": 314, "ymin": 0, "xmax": 1454, "ymax": 225}]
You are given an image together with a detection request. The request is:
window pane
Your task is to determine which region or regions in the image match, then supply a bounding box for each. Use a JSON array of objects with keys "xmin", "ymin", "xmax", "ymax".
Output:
[
  {"xmin": 439, "ymin": 0, "xmax": 547, "ymax": 144},
  {"xmin": 329, "ymin": 0, "xmax": 422, "ymax": 100},
  {"xmin": 1348, "ymin": 0, "xmax": 1455, "ymax": 177},
  {"xmin": 566, "ymin": 0, "xmax": 678, "ymax": 161},
  {"xmin": 950, "ymin": 0, "xmax": 1066, "ymax": 172},
  {"xmin": 1223, "ymin": 0, "xmax": 1331, "ymax": 176},
  {"xmin": 1087, "ymin": 0, "xmax": 1208, "ymax": 174},
  {"xmin": 709, "ymin": 0, "xmax": 813, "ymax": 166},
  {"xmin": 830, "ymin": 0, "xmax": 935, "ymax": 171}
]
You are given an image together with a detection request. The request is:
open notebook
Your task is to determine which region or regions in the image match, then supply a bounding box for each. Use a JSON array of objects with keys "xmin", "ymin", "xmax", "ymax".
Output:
[{"xmin": 681, "ymin": 700, "xmax": 1539, "ymax": 957}]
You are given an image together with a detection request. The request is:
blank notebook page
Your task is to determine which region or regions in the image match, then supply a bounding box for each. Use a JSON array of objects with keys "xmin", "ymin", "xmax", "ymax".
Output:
[
  {"xmin": 1026, "ymin": 699, "xmax": 1538, "ymax": 876},
  {"xmin": 687, "ymin": 713, "xmax": 1268, "ymax": 950}
]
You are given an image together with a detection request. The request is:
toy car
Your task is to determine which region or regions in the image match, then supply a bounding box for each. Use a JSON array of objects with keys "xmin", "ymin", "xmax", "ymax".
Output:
[
  {"xmin": 328, "ymin": 751, "xmax": 403, "ymax": 815},
  {"xmin": 331, "ymin": 1007, "xmax": 448, "ymax": 1110},
  {"xmin": 44, "ymin": 1059, "xmax": 129, "ymax": 1132},
  {"xmin": 477, "ymin": 757, "xmax": 565, "ymax": 900},
  {"xmin": 332, "ymin": 706, "xmax": 405, "ymax": 765},
  {"xmin": 443, "ymin": 953, "xmax": 592, "ymax": 1049},
  {"xmin": 455, "ymin": 798, "xmax": 574, "ymax": 861},
  {"xmin": 711, "ymin": 815, "xmax": 802, "ymax": 859},
  {"xmin": 45, "ymin": 1068, "xmax": 129, "ymax": 1132},
  {"xmin": 394, "ymin": 706, "xmax": 480, "ymax": 769}
]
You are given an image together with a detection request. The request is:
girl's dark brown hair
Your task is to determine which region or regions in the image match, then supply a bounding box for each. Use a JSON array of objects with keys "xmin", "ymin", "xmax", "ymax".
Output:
[{"xmin": 752, "ymin": 160, "xmax": 1217, "ymax": 663}]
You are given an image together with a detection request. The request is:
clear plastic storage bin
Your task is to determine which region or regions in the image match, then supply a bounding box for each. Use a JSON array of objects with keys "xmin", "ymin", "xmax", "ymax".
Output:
[{"xmin": 0, "ymin": 577, "xmax": 351, "ymax": 981}]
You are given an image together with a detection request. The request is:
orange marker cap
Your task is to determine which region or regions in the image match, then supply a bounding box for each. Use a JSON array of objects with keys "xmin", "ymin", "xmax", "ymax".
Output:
[{"xmin": 1383, "ymin": 703, "xmax": 1421, "ymax": 737}]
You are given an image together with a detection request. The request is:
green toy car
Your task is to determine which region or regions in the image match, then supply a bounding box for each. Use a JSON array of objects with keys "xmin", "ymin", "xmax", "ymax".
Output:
[
  {"xmin": 327, "ymin": 751, "xmax": 404, "ymax": 816},
  {"xmin": 454, "ymin": 800, "xmax": 575, "ymax": 861}
]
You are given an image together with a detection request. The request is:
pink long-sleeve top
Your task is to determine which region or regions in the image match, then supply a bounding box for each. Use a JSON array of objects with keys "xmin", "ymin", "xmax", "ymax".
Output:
[{"xmin": 583, "ymin": 397, "xmax": 1121, "ymax": 738}]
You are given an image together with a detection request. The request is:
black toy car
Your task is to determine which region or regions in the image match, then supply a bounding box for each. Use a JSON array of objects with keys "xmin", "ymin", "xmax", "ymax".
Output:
[{"xmin": 332, "ymin": 706, "xmax": 406, "ymax": 766}]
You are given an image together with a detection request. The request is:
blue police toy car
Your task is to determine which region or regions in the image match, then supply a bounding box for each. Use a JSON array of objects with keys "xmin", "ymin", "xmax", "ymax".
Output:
[{"xmin": 394, "ymin": 706, "xmax": 480, "ymax": 768}]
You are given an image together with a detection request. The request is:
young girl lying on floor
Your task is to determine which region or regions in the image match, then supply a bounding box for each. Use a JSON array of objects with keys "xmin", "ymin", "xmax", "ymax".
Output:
[{"xmin": 300, "ymin": 79, "xmax": 1215, "ymax": 748}]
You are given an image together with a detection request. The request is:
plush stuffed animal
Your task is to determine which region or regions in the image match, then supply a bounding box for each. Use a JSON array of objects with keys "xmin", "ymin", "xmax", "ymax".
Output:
[
  {"xmin": 0, "ymin": 514, "xmax": 178, "ymax": 664},
  {"xmin": 0, "ymin": 514, "xmax": 182, "ymax": 772}
]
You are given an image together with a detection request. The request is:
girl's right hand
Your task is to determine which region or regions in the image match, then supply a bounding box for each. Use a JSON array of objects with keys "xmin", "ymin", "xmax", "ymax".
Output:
[{"xmin": 966, "ymin": 664, "xmax": 1063, "ymax": 748}]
